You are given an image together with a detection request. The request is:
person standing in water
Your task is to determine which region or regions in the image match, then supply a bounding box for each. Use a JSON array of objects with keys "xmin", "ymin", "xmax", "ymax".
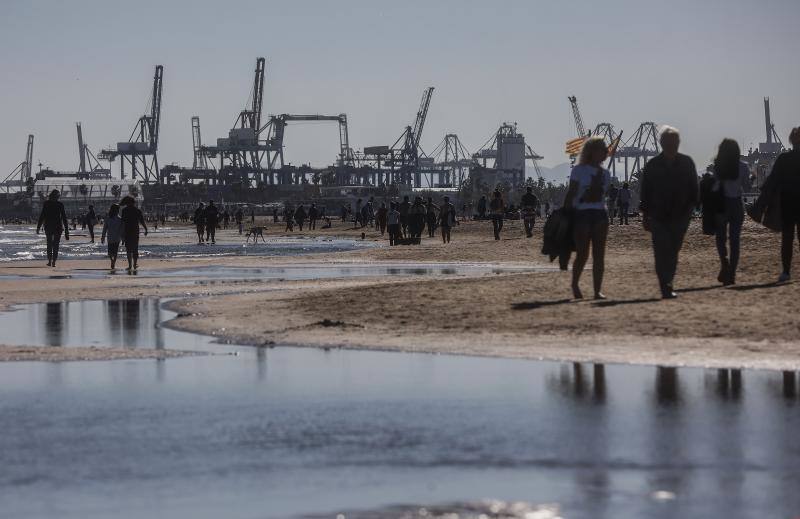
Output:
[
  {"xmin": 564, "ymin": 137, "xmax": 611, "ymax": 300},
  {"xmin": 194, "ymin": 202, "xmax": 205, "ymax": 244},
  {"xmin": 36, "ymin": 189, "xmax": 69, "ymax": 267},
  {"xmin": 120, "ymin": 196, "xmax": 148, "ymax": 272},
  {"xmin": 86, "ymin": 204, "xmax": 98, "ymax": 243},
  {"xmin": 100, "ymin": 204, "xmax": 123, "ymax": 270}
]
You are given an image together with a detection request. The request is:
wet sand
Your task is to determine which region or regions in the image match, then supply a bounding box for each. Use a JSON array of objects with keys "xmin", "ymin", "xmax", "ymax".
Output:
[
  {"xmin": 1, "ymin": 218, "xmax": 798, "ymax": 368},
  {"xmin": 0, "ymin": 345, "xmax": 200, "ymax": 362}
]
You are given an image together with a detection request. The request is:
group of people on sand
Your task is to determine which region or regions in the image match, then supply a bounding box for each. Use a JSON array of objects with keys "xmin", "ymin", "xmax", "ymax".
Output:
[
  {"xmin": 563, "ymin": 125, "xmax": 800, "ymax": 300},
  {"xmin": 193, "ymin": 200, "xmax": 244, "ymax": 244},
  {"xmin": 37, "ymin": 191, "xmax": 147, "ymax": 271}
]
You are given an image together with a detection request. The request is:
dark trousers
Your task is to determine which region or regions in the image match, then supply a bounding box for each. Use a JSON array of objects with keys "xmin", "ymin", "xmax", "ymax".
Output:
[
  {"xmin": 715, "ymin": 198, "xmax": 744, "ymax": 273},
  {"xmin": 441, "ymin": 225, "xmax": 451, "ymax": 243},
  {"xmin": 491, "ymin": 215, "xmax": 503, "ymax": 240},
  {"xmin": 125, "ymin": 234, "xmax": 140, "ymax": 268},
  {"xmin": 46, "ymin": 231, "xmax": 61, "ymax": 264},
  {"xmin": 618, "ymin": 203, "xmax": 630, "ymax": 225},
  {"xmin": 388, "ymin": 224, "xmax": 401, "ymax": 245},
  {"xmin": 782, "ymin": 214, "xmax": 800, "ymax": 275},
  {"xmin": 650, "ymin": 218, "xmax": 690, "ymax": 292},
  {"xmin": 523, "ymin": 216, "xmax": 535, "ymax": 237},
  {"xmin": 88, "ymin": 224, "xmax": 95, "ymax": 242},
  {"xmin": 427, "ymin": 215, "xmax": 436, "ymax": 237},
  {"xmin": 309, "ymin": 218, "xmax": 316, "ymax": 230}
]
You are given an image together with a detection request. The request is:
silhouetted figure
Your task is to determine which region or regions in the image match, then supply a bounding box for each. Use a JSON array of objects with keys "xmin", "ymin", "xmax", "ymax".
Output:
[
  {"xmin": 564, "ymin": 137, "xmax": 611, "ymax": 299},
  {"xmin": 204, "ymin": 200, "xmax": 219, "ymax": 244},
  {"xmin": 425, "ymin": 197, "xmax": 438, "ymax": 238},
  {"xmin": 489, "ymin": 190, "xmax": 505, "ymax": 240},
  {"xmin": 756, "ymin": 127, "xmax": 800, "ymax": 282},
  {"xmin": 376, "ymin": 202, "xmax": 388, "ymax": 235},
  {"xmin": 409, "ymin": 197, "xmax": 426, "ymax": 239},
  {"xmin": 194, "ymin": 203, "xmax": 205, "ymax": 244},
  {"xmin": 655, "ymin": 366, "xmax": 680, "ymax": 404},
  {"xmin": 86, "ymin": 204, "xmax": 97, "ymax": 243},
  {"xmin": 101, "ymin": 203, "xmax": 123, "ymax": 270},
  {"xmin": 640, "ymin": 127, "xmax": 699, "ymax": 299},
  {"xmin": 294, "ymin": 204, "xmax": 307, "ymax": 231},
  {"xmin": 387, "ymin": 202, "xmax": 401, "ymax": 245},
  {"xmin": 709, "ymin": 139, "xmax": 749, "ymax": 285},
  {"xmin": 308, "ymin": 203, "xmax": 319, "ymax": 230},
  {"xmin": 120, "ymin": 196, "xmax": 148, "ymax": 272},
  {"xmin": 521, "ymin": 186, "xmax": 539, "ymax": 238},
  {"xmin": 617, "ymin": 183, "xmax": 631, "ymax": 225},
  {"xmin": 36, "ymin": 189, "xmax": 69, "ymax": 267},
  {"xmin": 438, "ymin": 196, "xmax": 456, "ymax": 244},
  {"xmin": 477, "ymin": 195, "xmax": 487, "ymax": 219},
  {"xmin": 235, "ymin": 207, "xmax": 244, "ymax": 235},
  {"xmin": 399, "ymin": 196, "xmax": 411, "ymax": 237}
]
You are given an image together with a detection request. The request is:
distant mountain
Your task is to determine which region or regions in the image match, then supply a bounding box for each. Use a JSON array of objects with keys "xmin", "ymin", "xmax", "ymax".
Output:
[{"xmin": 528, "ymin": 162, "xmax": 571, "ymax": 184}]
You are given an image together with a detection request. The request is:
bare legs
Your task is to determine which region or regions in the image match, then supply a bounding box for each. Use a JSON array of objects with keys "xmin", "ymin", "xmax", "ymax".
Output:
[{"xmin": 572, "ymin": 212, "xmax": 609, "ymax": 299}]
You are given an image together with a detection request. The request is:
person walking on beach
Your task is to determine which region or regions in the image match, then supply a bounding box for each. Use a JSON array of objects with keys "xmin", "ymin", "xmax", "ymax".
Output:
[
  {"xmin": 477, "ymin": 195, "xmax": 487, "ymax": 219},
  {"xmin": 425, "ymin": 197, "xmax": 438, "ymax": 238},
  {"xmin": 489, "ymin": 190, "xmax": 505, "ymax": 240},
  {"xmin": 120, "ymin": 196, "xmax": 148, "ymax": 272},
  {"xmin": 617, "ymin": 182, "xmax": 631, "ymax": 225},
  {"xmin": 284, "ymin": 204, "xmax": 294, "ymax": 232},
  {"xmin": 756, "ymin": 127, "xmax": 800, "ymax": 282},
  {"xmin": 564, "ymin": 136, "xmax": 611, "ymax": 299},
  {"xmin": 438, "ymin": 196, "xmax": 456, "ymax": 244},
  {"xmin": 710, "ymin": 138, "xmax": 748, "ymax": 285},
  {"xmin": 235, "ymin": 207, "xmax": 244, "ymax": 235},
  {"xmin": 607, "ymin": 184, "xmax": 619, "ymax": 224},
  {"xmin": 100, "ymin": 203, "xmax": 123, "ymax": 270},
  {"xmin": 204, "ymin": 200, "xmax": 219, "ymax": 244},
  {"xmin": 399, "ymin": 196, "xmax": 411, "ymax": 237},
  {"xmin": 409, "ymin": 197, "xmax": 426, "ymax": 239},
  {"xmin": 308, "ymin": 203, "xmax": 319, "ymax": 230},
  {"xmin": 86, "ymin": 204, "xmax": 98, "ymax": 243},
  {"xmin": 640, "ymin": 126, "xmax": 699, "ymax": 299},
  {"xmin": 521, "ymin": 186, "xmax": 539, "ymax": 238},
  {"xmin": 36, "ymin": 189, "xmax": 69, "ymax": 267},
  {"xmin": 194, "ymin": 202, "xmax": 205, "ymax": 244},
  {"xmin": 294, "ymin": 204, "xmax": 307, "ymax": 231},
  {"xmin": 387, "ymin": 202, "xmax": 401, "ymax": 245},
  {"xmin": 376, "ymin": 202, "xmax": 388, "ymax": 235}
]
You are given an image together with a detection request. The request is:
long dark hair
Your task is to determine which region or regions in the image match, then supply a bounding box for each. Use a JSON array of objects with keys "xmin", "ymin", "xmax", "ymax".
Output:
[
  {"xmin": 108, "ymin": 204, "xmax": 120, "ymax": 218},
  {"xmin": 713, "ymin": 138, "xmax": 741, "ymax": 180}
]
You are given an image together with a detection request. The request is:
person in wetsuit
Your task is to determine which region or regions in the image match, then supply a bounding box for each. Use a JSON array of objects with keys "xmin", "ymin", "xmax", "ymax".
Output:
[
  {"xmin": 120, "ymin": 196, "xmax": 148, "ymax": 272},
  {"xmin": 36, "ymin": 189, "xmax": 69, "ymax": 267}
]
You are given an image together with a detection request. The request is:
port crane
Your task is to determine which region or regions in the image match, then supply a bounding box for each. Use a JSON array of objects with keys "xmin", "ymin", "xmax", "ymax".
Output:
[
  {"xmin": 565, "ymin": 95, "xmax": 591, "ymax": 160},
  {"xmin": 387, "ymin": 86, "xmax": 434, "ymax": 186},
  {"xmin": 2, "ymin": 135, "xmax": 34, "ymax": 188},
  {"xmin": 76, "ymin": 123, "xmax": 110, "ymax": 178},
  {"xmin": 99, "ymin": 65, "xmax": 164, "ymax": 184}
]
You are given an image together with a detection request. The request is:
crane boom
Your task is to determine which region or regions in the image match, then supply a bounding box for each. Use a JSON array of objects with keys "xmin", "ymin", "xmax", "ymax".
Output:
[
  {"xmin": 77, "ymin": 123, "xmax": 86, "ymax": 173},
  {"xmin": 568, "ymin": 95, "xmax": 588, "ymax": 138}
]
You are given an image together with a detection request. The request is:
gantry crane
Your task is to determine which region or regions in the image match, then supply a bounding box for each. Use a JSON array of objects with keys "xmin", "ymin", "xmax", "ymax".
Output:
[
  {"xmin": 565, "ymin": 95, "xmax": 591, "ymax": 160},
  {"xmin": 2, "ymin": 135, "xmax": 34, "ymax": 187},
  {"xmin": 99, "ymin": 65, "xmax": 164, "ymax": 184},
  {"xmin": 388, "ymin": 86, "xmax": 434, "ymax": 186},
  {"xmin": 76, "ymin": 123, "xmax": 110, "ymax": 178}
]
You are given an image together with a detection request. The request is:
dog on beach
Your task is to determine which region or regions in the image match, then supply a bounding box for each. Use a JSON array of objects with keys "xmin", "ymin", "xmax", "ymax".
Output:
[{"xmin": 246, "ymin": 226, "xmax": 266, "ymax": 243}]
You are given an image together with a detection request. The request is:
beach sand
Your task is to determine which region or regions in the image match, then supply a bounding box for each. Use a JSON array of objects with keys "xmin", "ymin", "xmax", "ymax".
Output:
[{"xmin": 1, "ymin": 217, "xmax": 798, "ymax": 368}]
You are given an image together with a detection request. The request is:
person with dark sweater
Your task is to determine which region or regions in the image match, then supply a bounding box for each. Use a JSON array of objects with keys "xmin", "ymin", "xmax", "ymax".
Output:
[
  {"xmin": 758, "ymin": 127, "xmax": 800, "ymax": 282},
  {"xmin": 640, "ymin": 127, "xmax": 699, "ymax": 299},
  {"xmin": 36, "ymin": 189, "xmax": 69, "ymax": 267},
  {"xmin": 120, "ymin": 196, "xmax": 148, "ymax": 272}
]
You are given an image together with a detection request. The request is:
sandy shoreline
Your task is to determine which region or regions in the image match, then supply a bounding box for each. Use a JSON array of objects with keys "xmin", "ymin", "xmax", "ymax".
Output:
[{"xmin": 1, "ymin": 219, "xmax": 798, "ymax": 369}]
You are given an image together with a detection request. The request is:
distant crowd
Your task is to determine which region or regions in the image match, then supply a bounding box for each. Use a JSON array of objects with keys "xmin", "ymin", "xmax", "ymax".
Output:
[{"xmin": 33, "ymin": 125, "xmax": 800, "ymax": 295}]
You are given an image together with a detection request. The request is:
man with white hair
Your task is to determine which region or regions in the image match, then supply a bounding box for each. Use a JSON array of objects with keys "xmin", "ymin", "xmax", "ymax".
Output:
[{"xmin": 640, "ymin": 126, "xmax": 699, "ymax": 299}]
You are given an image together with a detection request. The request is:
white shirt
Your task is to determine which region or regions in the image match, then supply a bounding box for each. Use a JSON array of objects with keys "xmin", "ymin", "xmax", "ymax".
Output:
[
  {"xmin": 570, "ymin": 164, "xmax": 611, "ymax": 211},
  {"xmin": 716, "ymin": 161, "xmax": 750, "ymax": 198}
]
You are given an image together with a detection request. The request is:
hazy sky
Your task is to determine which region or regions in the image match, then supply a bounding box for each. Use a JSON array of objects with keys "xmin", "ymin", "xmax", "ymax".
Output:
[{"xmin": 2, "ymin": 0, "xmax": 798, "ymax": 179}]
